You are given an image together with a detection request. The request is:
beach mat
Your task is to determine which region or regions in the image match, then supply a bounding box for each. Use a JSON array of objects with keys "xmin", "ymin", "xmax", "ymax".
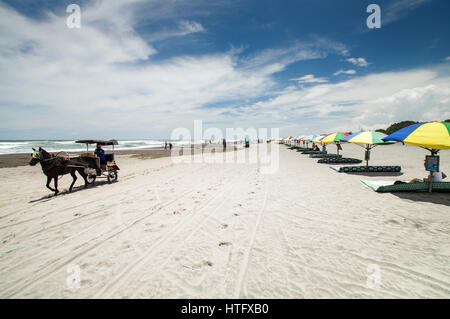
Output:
[
  {"xmin": 329, "ymin": 166, "xmax": 402, "ymax": 173},
  {"xmin": 309, "ymin": 154, "xmax": 342, "ymax": 158},
  {"xmin": 361, "ymin": 180, "xmax": 395, "ymax": 191},
  {"xmin": 361, "ymin": 180, "xmax": 450, "ymax": 193},
  {"xmin": 301, "ymin": 150, "xmax": 327, "ymax": 154},
  {"xmin": 318, "ymin": 157, "xmax": 362, "ymax": 164}
]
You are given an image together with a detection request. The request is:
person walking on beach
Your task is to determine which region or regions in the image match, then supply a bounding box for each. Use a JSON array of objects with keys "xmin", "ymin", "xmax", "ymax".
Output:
[
  {"xmin": 169, "ymin": 143, "xmax": 173, "ymax": 150},
  {"xmin": 223, "ymin": 138, "xmax": 226, "ymax": 151},
  {"xmin": 165, "ymin": 141, "xmax": 168, "ymax": 150}
]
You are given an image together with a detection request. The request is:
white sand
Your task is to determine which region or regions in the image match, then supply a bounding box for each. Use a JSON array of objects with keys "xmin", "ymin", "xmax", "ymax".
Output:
[{"xmin": 0, "ymin": 143, "xmax": 449, "ymax": 298}]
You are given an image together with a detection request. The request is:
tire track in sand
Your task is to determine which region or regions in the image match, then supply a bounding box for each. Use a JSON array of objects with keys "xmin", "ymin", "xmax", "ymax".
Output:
[
  {"xmin": 1, "ymin": 164, "xmax": 241, "ymax": 298},
  {"xmin": 93, "ymin": 168, "xmax": 253, "ymax": 298}
]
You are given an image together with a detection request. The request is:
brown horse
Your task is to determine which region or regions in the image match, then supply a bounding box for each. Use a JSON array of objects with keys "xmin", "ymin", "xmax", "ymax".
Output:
[{"xmin": 29, "ymin": 147, "xmax": 93, "ymax": 195}]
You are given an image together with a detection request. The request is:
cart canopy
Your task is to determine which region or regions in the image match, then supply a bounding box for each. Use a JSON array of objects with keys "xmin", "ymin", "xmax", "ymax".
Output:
[{"xmin": 75, "ymin": 139, "xmax": 119, "ymax": 146}]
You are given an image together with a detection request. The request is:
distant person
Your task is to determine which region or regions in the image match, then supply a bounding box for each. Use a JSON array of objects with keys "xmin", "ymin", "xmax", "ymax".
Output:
[
  {"xmin": 397, "ymin": 160, "xmax": 447, "ymax": 184},
  {"xmin": 165, "ymin": 141, "xmax": 168, "ymax": 150},
  {"xmin": 94, "ymin": 144, "xmax": 105, "ymax": 174},
  {"xmin": 312, "ymin": 144, "xmax": 319, "ymax": 151},
  {"xmin": 222, "ymin": 138, "xmax": 226, "ymax": 151},
  {"xmin": 94, "ymin": 144, "xmax": 106, "ymax": 163},
  {"xmin": 322, "ymin": 144, "xmax": 326, "ymax": 152},
  {"xmin": 169, "ymin": 143, "xmax": 173, "ymax": 150}
]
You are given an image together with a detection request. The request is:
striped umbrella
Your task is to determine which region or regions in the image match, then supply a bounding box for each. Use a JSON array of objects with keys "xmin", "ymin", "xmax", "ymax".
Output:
[
  {"xmin": 342, "ymin": 131, "xmax": 395, "ymax": 170},
  {"xmin": 295, "ymin": 136, "xmax": 305, "ymax": 145},
  {"xmin": 313, "ymin": 135, "xmax": 327, "ymax": 143},
  {"xmin": 320, "ymin": 132, "xmax": 350, "ymax": 156},
  {"xmin": 312, "ymin": 134, "xmax": 329, "ymax": 152},
  {"xmin": 383, "ymin": 121, "xmax": 450, "ymax": 192},
  {"xmin": 286, "ymin": 136, "xmax": 294, "ymax": 145},
  {"xmin": 297, "ymin": 135, "xmax": 307, "ymax": 146},
  {"xmin": 383, "ymin": 121, "xmax": 450, "ymax": 151},
  {"xmin": 304, "ymin": 135, "xmax": 318, "ymax": 148},
  {"xmin": 304, "ymin": 135, "xmax": 318, "ymax": 142}
]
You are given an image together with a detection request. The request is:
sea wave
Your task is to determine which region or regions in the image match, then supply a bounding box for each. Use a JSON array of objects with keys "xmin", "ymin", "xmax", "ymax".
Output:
[{"xmin": 0, "ymin": 139, "xmax": 192, "ymax": 155}]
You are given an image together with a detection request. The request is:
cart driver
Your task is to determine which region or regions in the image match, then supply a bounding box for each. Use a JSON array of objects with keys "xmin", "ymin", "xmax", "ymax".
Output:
[
  {"xmin": 93, "ymin": 144, "xmax": 106, "ymax": 175},
  {"xmin": 94, "ymin": 144, "xmax": 106, "ymax": 163}
]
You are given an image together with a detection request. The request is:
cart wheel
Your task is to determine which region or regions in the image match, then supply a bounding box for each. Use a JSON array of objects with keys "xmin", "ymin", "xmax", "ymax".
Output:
[
  {"xmin": 87, "ymin": 175, "xmax": 96, "ymax": 185},
  {"xmin": 108, "ymin": 171, "xmax": 118, "ymax": 183}
]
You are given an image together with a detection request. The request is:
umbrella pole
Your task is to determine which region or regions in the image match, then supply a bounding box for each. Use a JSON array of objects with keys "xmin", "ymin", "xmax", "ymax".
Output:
[
  {"xmin": 336, "ymin": 143, "xmax": 339, "ymax": 157},
  {"xmin": 428, "ymin": 150, "xmax": 437, "ymax": 193},
  {"xmin": 365, "ymin": 145, "xmax": 370, "ymax": 171}
]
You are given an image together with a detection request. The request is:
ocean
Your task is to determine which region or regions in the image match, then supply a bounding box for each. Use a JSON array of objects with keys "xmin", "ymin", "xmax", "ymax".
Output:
[{"xmin": 0, "ymin": 140, "xmax": 196, "ymax": 155}]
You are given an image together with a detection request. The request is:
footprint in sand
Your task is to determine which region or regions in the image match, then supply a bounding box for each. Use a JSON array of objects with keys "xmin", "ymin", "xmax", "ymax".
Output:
[
  {"xmin": 219, "ymin": 242, "xmax": 232, "ymax": 247},
  {"xmin": 385, "ymin": 219, "xmax": 400, "ymax": 224},
  {"xmin": 80, "ymin": 279, "xmax": 92, "ymax": 286},
  {"xmin": 2, "ymin": 234, "xmax": 15, "ymax": 244}
]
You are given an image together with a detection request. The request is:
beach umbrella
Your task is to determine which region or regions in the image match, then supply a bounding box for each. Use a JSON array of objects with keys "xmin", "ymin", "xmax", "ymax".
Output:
[
  {"xmin": 304, "ymin": 135, "xmax": 318, "ymax": 148},
  {"xmin": 383, "ymin": 121, "xmax": 450, "ymax": 192},
  {"xmin": 382, "ymin": 121, "xmax": 450, "ymax": 150},
  {"xmin": 296, "ymin": 135, "xmax": 306, "ymax": 146},
  {"xmin": 285, "ymin": 136, "xmax": 293, "ymax": 145},
  {"xmin": 313, "ymin": 135, "xmax": 325, "ymax": 143},
  {"xmin": 304, "ymin": 135, "xmax": 318, "ymax": 142},
  {"xmin": 299, "ymin": 135, "xmax": 307, "ymax": 145},
  {"xmin": 341, "ymin": 131, "xmax": 395, "ymax": 170},
  {"xmin": 321, "ymin": 132, "xmax": 350, "ymax": 156},
  {"xmin": 312, "ymin": 135, "xmax": 328, "ymax": 149}
]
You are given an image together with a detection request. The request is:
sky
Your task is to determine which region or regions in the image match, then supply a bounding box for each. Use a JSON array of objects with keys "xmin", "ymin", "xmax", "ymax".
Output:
[{"xmin": 0, "ymin": 0, "xmax": 449, "ymax": 139}]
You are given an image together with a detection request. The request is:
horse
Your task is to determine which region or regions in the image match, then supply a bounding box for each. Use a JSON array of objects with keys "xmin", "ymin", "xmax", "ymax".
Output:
[{"xmin": 29, "ymin": 147, "xmax": 93, "ymax": 195}]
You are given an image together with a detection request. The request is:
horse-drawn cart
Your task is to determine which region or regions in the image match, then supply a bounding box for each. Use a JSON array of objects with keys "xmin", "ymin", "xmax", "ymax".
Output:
[{"xmin": 75, "ymin": 139, "xmax": 120, "ymax": 184}]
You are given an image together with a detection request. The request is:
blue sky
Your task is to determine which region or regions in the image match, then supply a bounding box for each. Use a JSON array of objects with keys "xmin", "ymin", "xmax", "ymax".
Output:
[{"xmin": 0, "ymin": 0, "xmax": 449, "ymax": 139}]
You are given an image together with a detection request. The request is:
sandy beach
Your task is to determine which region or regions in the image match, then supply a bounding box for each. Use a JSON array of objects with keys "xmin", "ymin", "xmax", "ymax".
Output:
[{"xmin": 0, "ymin": 143, "xmax": 449, "ymax": 298}]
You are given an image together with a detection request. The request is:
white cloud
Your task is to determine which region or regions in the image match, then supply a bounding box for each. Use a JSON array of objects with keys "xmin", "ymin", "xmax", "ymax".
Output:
[
  {"xmin": 0, "ymin": 2, "xmax": 347, "ymax": 138},
  {"xmin": 148, "ymin": 20, "xmax": 205, "ymax": 41},
  {"xmin": 2, "ymin": 1, "xmax": 446, "ymax": 139},
  {"xmin": 179, "ymin": 20, "xmax": 205, "ymax": 33},
  {"xmin": 291, "ymin": 74, "xmax": 328, "ymax": 83},
  {"xmin": 235, "ymin": 68, "xmax": 450, "ymax": 135},
  {"xmin": 333, "ymin": 69, "xmax": 356, "ymax": 76},
  {"xmin": 446, "ymin": 56, "xmax": 450, "ymax": 61},
  {"xmin": 346, "ymin": 57, "xmax": 369, "ymax": 67},
  {"xmin": 384, "ymin": 0, "xmax": 432, "ymax": 25}
]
